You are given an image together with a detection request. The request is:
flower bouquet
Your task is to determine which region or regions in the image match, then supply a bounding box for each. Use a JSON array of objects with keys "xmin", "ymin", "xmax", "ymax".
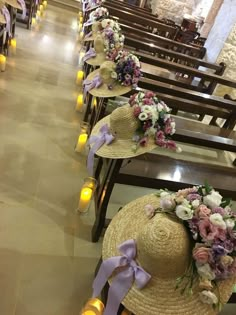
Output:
[
  {"xmin": 146, "ymin": 183, "xmax": 236, "ymax": 310},
  {"xmin": 129, "ymin": 91, "xmax": 179, "ymax": 152}
]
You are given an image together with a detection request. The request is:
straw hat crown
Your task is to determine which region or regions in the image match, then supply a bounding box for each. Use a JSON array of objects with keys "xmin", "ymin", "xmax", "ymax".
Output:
[
  {"xmin": 110, "ymin": 105, "xmax": 139, "ymax": 140},
  {"xmin": 99, "ymin": 60, "xmax": 116, "ymax": 84},
  {"xmin": 136, "ymin": 213, "xmax": 191, "ymax": 278},
  {"xmin": 94, "ymin": 35, "xmax": 104, "ymax": 54}
]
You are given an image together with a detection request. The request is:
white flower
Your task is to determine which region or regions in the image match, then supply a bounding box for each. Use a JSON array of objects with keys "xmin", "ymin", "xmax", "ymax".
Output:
[
  {"xmin": 225, "ymin": 218, "xmax": 235, "ymax": 229},
  {"xmin": 203, "ymin": 190, "xmax": 222, "ymax": 209},
  {"xmin": 170, "ymin": 128, "xmax": 176, "ymax": 135},
  {"xmin": 113, "ymin": 33, "xmax": 119, "ymax": 41},
  {"xmin": 157, "ymin": 103, "xmax": 164, "ymax": 111},
  {"xmin": 160, "ymin": 191, "xmax": 170, "ymax": 198},
  {"xmin": 197, "ymin": 263, "xmax": 216, "ymax": 280},
  {"xmin": 170, "ymin": 121, "xmax": 176, "ymax": 128},
  {"xmin": 209, "ymin": 213, "xmax": 226, "ymax": 230},
  {"xmin": 111, "ymin": 71, "xmax": 117, "ymax": 79},
  {"xmin": 199, "ymin": 290, "xmax": 218, "ymax": 305},
  {"xmin": 192, "ymin": 199, "xmax": 200, "ymax": 208},
  {"xmin": 164, "ymin": 113, "xmax": 170, "ymax": 121},
  {"xmin": 101, "ymin": 19, "xmax": 108, "ymax": 28},
  {"xmin": 142, "ymin": 105, "xmax": 152, "ymax": 112},
  {"xmin": 160, "ymin": 196, "xmax": 176, "ymax": 211},
  {"xmin": 146, "ymin": 127, "xmax": 157, "ymax": 136},
  {"xmin": 138, "ymin": 112, "xmax": 148, "ymax": 121},
  {"xmin": 176, "ymin": 205, "xmax": 193, "ymax": 220},
  {"xmin": 176, "ymin": 146, "xmax": 182, "ymax": 153}
]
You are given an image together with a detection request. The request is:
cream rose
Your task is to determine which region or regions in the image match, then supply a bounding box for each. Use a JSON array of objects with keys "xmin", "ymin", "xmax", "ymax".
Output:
[
  {"xmin": 203, "ymin": 190, "xmax": 222, "ymax": 209},
  {"xmin": 176, "ymin": 205, "xmax": 193, "ymax": 220},
  {"xmin": 209, "ymin": 213, "xmax": 226, "ymax": 230},
  {"xmin": 199, "ymin": 290, "xmax": 218, "ymax": 305},
  {"xmin": 197, "ymin": 263, "xmax": 215, "ymax": 280}
]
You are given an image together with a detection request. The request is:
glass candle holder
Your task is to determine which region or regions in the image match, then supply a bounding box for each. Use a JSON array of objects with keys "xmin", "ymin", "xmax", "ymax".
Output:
[
  {"xmin": 0, "ymin": 54, "xmax": 6, "ymax": 72},
  {"xmin": 76, "ymin": 70, "xmax": 84, "ymax": 86},
  {"xmin": 77, "ymin": 177, "xmax": 97, "ymax": 213},
  {"xmin": 81, "ymin": 298, "xmax": 104, "ymax": 315},
  {"xmin": 75, "ymin": 122, "xmax": 89, "ymax": 153},
  {"xmin": 43, "ymin": 0, "xmax": 47, "ymax": 9},
  {"xmin": 10, "ymin": 38, "xmax": 16, "ymax": 55}
]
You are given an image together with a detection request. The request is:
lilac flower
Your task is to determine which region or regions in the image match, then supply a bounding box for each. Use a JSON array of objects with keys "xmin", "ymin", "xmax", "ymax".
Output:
[
  {"xmin": 212, "ymin": 244, "xmax": 226, "ymax": 257},
  {"xmin": 212, "ymin": 207, "xmax": 227, "ymax": 216},
  {"xmin": 187, "ymin": 193, "xmax": 202, "ymax": 202}
]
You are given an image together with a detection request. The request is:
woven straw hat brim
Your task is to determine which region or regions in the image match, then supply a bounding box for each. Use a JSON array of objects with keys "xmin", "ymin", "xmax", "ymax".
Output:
[
  {"xmin": 103, "ymin": 194, "xmax": 236, "ymax": 315},
  {"xmin": 86, "ymin": 52, "xmax": 107, "ymax": 66},
  {"xmin": 91, "ymin": 111, "xmax": 157, "ymax": 158},
  {"xmin": 0, "ymin": 12, "xmax": 6, "ymax": 24},
  {"xmin": 86, "ymin": 4, "xmax": 100, "ymax": 12},
  {"xmin": 84, "ymin": 34, "xmax": 96, "ymax": 42},
  {"xmin": 5, "ymin": 0, "xmax": 21, "ymax": 9},
  {"xmin": 86, "ymin": 68, "xmax": 132, "ymax": 97}
]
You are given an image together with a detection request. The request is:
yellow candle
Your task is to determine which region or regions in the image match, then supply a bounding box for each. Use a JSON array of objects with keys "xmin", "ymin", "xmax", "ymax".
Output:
[
  {"xmin": 36, "ymin": 9, "xmax": 40, "ymax": 17},
  {"xmin": 81, "ymin": 298, "xmax": 104, "ymax": 315},
  {"xmin": 92, "ymin": 97, "xmax": 97, "ymax": 108},
  {"xmin": 76, "ymin": 70, "xmax": 84, "ymax": 85},
  {"xmin": 75, "ymin": 133, "xmax": 88, "ymax": 153},
  {"xmin": 76, "ymin": 94, "xmax": 84, "ymax": 111},
  {"xmin": 78, "ymin": 187, "xmax": 92, "ymax": 212},
  {"xmin": 10, "ymin": 38, "xmax": 16, "ymax": 55},
  {"xmin": 43, "ymin": 0, "xmax": 47, "ymax": 8},
  {"xmin": 80, "ymin": 31, "xmax": 84, "ymax": 40},
  {"xmin": 78, "ymin": 22, "xmax": 83, "ymax": 31},
  {"xmin": 0, "ymin": 54, "xmax": 6, "ymax": 72},
  {"xmin": 80, "ymin": 16, "xmax": 83, "ymax": 24},
  {"xmin": 88, "ymin": 299, "xmax": 104, "ymax": 313},
  {"xmin": 32, "ymin": 17, "xmax": 36, "ymax": 25},
  {"xmin": 82, "ymin": 311, "xmax": 96, "ymax": 315},
  {"xmin": 40, "ymin": 4, "xmax": 43, "ymax": 12}
]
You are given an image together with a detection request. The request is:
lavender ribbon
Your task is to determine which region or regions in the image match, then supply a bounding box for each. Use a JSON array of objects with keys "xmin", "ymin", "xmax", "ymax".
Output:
[
  {"xmin": 83, "ymin": 47, "xmax": 96, "ymax": 62},
  {"xmin": 83, "ymin": 73, "xmax": 102, "ymax": 97},
  {"xmin": 93, "ymin": 239, "xmax": 151, "ymax": 315},
  {"xmin": 35, "ymin": 0, "xmax": 38, "ymax": 5},
  {"xmin": 82, "ymin": 0, "xmax": 88, "ymax": 12},
  {"xmin": 1, "ymin": 6, "xmax": 11, "ymax": 35},
  {"xmin": 17, "ymin": 0, "xmax": 26, "ymax": 19},
  {"xmin": 87, "ymin": 124, "xmax": 114, "ymax": 175},
  {"xmin": 84, "ymin": 30, "xmax": 92, "ymax": 39}
]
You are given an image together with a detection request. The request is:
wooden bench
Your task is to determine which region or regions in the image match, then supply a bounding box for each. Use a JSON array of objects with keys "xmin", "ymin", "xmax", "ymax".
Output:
[
  {"xmin": 103, "ymin": 5, "xmax": 179, "ymax": 39},
  {"xmin": 16, "ymin": 0, "xmax": 37, "ymax": 29},
  {"xmin": 120, "ymin": 23, "xmax": 206, "ymax": 58}
]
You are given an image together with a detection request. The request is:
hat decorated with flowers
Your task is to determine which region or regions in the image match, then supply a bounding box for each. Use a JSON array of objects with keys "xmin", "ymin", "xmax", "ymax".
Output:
[
  {"xmin": 83, "ymin": 21, "xmax": 125, "ymax": 65},
  {"xmin": 86, "ymin": 91, "xmax": 180, "ymax": 175},
  {"xmin": 83, "ymin": 51, "xmax": 141, "ymax": 98},
  {"xmin": 91, "ymin": 184, "xmax": 236, "ymax": 315},
  {"xmin": 83, "ymin": 6, "xmax": 109, "ymax": 27}
]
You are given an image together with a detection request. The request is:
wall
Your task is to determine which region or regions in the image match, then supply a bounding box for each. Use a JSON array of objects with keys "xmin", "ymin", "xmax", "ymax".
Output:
[{"xmin": 204, "ymin": 0, "xmax": 236, "ymax": 63}]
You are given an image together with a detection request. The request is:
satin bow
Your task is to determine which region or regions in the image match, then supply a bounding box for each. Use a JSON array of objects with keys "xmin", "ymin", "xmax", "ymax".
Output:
[
  {"xmin": 17, "ymin": 0, "xmax": 26, "ymax": 19},
  {"xmin": 83, "ymin": 73, "xmax": 102, "ymax": 98},
  {"xmin": 87, "ymin": 124, "xmax": 114, "ymax": 175},
  {"xmin": 83, "ymin": 47, "xmax": 96, "ymax": 62},
  {"xmin": 1, "ymin": 6, "xmax": 11, "ymax": 36},
  {"xmin": 93, "ymin": 239, "xmax": 151, "ymax": 315}
]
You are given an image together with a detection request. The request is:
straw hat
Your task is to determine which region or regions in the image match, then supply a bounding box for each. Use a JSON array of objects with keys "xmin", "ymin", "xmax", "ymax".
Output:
[
  {"xmin": 85, "ymin": 60, "xmax": 132, "ymax": 97},
  {"xmin": 4, "ymin": 0, "xmax": 21, "ymax": 9},
  {"xmin": 90, "ymin": 104, "xmax": 157, "ymax": 158},
  {"xmin": 84, "ymin": 21, "xmax": 102, "ymax": 42},
  {"xmin": 102, "ymin": 194, "xmax": 236, "ymax": 315},
  {"xmin": 85, "ymin": 35, "xmax": 107, "ymax": 66},
  {"xmin": 0, "ymin": 1, "xmax": 6, "ymax": 24}
]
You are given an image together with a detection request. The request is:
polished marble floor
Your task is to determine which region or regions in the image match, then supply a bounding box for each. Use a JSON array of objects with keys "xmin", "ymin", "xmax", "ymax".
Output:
[{"xmin": 0, "ymin": 4, "xmax": 235, "ymax": 315}]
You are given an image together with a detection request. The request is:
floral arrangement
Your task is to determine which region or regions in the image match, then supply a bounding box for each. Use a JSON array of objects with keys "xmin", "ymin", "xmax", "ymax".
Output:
[
  {"xmin": 88, "ymin": 7, "xmax": 109, "ymax": 23},
  {"xmin": 129, "ymin": 91, "xmax": 179, "ymax": 152},
  {"xmin": 145, "ymin": 183, "xmax": 236, "ymax": 310},
  {"xmin": 100, "ymin": 19, "xmax": 125, "ymax": 60},
  {"xmin": 86, "ymin": 0, "xmax": 104, "ymax": 11},
  {"xmin": 109, "ymin": 51, "xmax": 141, "ymax": 89}
]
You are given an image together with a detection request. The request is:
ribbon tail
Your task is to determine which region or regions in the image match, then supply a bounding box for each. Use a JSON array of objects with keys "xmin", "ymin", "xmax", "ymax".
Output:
[
  {"xmin": 87, "ymin": 137, "xmax": 105, "ymax": 175},
  {"xmin": 104, "ymin": 267, "xmax": 134, "ymax": 315},
  {"xmin": 92, "ymin": 256, "xmax": 125, "ymax": 297}
]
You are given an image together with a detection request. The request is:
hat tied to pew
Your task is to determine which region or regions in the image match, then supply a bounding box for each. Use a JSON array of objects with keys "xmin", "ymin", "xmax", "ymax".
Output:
[
  {"xmin": 85, "ymin": 0, "xmax": 105, "ymax": 12},
  {"xmin": 5, "ymin": 0, "xmax": 26, "ymax": 19},
  {"xmin": 83, "ymin": 51, "xmax": 141, "ymax": 98},
  {"xmin": 92, "ymin": 185, "xmax": 236, "ymax": 314},
  {"xmin": 84, "ymin": 6, "xmax": 109, "ymax": 27},
  {"xmin": 0, "ymin": 2, "xmax": 11, "ymax": 34},
  {"xmin": 87, "ymin": 91, "xmax": 179, "ymax": 174},
  {"xmin": 83, "ymin": 29, "xmax": 125, "ymax": 65}
]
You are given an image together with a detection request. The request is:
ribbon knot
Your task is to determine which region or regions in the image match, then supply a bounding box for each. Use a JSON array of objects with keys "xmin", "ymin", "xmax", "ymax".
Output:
[
  {"xmin": 87, "ymin": 124, "xmax": 114, "ymax": 175},
  {"xmin": 83, "ymin": 73, "xmax": 102, "ymax": 98},
  {"xmin": 83, "ymin": 47, "xmax": 96, "ymax": 62},
  {"xmin": 92, "ymin": 239, "xmax": 151, "ymax": 315}
]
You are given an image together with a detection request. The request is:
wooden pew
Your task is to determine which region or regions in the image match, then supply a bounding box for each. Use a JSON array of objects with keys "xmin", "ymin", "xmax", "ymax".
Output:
[
  {"xmin": 107, "ymin": 0, "xmax": 151, "ymax": 13},
  {"xmin": 103, "ymin": 5, "xmax": 179, "ymax": 39},
  {"xmin": 120, "ymin": 23, "xmax": 206, "ymax": 58},
  {"xmin": 0, "ymin": 24, "xmax": 5, "ymax": 54},
  {"xmin": 16, "ymin": 0, "xmax": 36, "ymax": 29}
]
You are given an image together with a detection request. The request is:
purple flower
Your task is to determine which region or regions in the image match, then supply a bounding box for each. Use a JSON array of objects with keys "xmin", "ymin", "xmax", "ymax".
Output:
[
  {"xmin": 212, "ymin": 244, "xmax": 226, "ymax": 257},
  {"xmin": 187, "ymin": 193, "xmax": 202, "ymax": 202},
  {"xmin": 212, "ymin": 207, "xmax": 226, "ymax": 216}
]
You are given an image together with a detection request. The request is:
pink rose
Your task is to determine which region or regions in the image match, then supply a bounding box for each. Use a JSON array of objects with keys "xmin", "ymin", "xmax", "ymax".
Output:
[
  {"xmin": 176, "ymin": 187, "xmax": 197, "ymax": 197},
  {"xmin": 133, "ymin": 106, "xmax": 141, "ymax": 117},
  {"xmin": 145, "ymin": 91, "xmax": 155, "ymax": 98},
  {"xmin": 193, "ymin": 245, "xmax": 211, "ymax": 264},
  {"xmin": 156, "ymin": 138, "xmax": 166, "ymax": 147},
  {"xmin": 143, "ymin": 98, "xmax": 153, "ymax": 105},
  {"xmin": 139, "ymin": 136, "xmax": 148, "ymax": 146},
  {"xmin": 144, "ymin": 204, "xmax": 155, "ymax": 219},
  {"xmin": 156, "ymin": 130, "xmax": 165, "ymax": 141},
  {"xmin": 196, "ymin": 205, "xmax": 211, "ymax": 218},
  {"xmin": 199, "ymin": 219, "xmax": 219, "ymax": 241},
  {"xmin": 166, "ymin": 140, "xmax": 177, "ymax": 150},
  {"xmin": 129, "ymin": 94, "xmax": 137, "ymax": 105},
  {"xmin": 164, "ymin": 124, "xmax": 172, "ymax": 135}
]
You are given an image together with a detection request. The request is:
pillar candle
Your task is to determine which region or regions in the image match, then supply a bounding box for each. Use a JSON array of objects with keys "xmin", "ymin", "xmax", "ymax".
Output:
[
  {"xmin": 80, "ymin": 31, "xmax": 84, "ymax": 40},
  {"xmin": 0, "ymin": 54, "xmax": 6, "ymax": 72},
  {"xmin": 43, "ymin": 0, "xmax": 47, "ymax": 8},
  {"xmin": 78, "ymin": 187, "xmax": 92, "ymax": 212},
  {"xmin": 32, "ymin": 17, "xmax": 36, "ymax": 25},
  {"xmin": 10, "ymin": 38, "xmax": 16, "ymax": 55},
  {"xmin": 81, "ymin": 298, "xmax": 104, "ymax": 314},
  {"xmin": 79, "ymin": 16, "xmax": 83, "ymax": 24},
  {"xmin": 40, "ymin": 4, "xmax": 43, "ymax": 12},
  {"xmin": 75, "ymin": 94, "xmax": 83, "ymax": 111},
  {"xmin": 76, "ymin": 70, "xmax": 84, "ymax": 85},
  {"xmin": 75, "ymin": 133, "xmax": 88, "ymax": 153}
]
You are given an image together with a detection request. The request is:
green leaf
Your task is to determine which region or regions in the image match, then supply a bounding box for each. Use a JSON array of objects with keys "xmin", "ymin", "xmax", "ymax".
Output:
[
  {"xmin": 220, "ymin": 197, "xmax": 232, "ymax": 208},
  {"xmin": 204, "ymin": 181, "xmax": 213, "ymax": 194}
]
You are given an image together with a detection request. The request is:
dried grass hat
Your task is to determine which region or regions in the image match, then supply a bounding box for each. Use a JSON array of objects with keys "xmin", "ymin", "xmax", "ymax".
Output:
[
  {"xmin": 84, "ymin": 21, "xmax": 102, "ymax": 42},
  {"xmin": 83, "ymin": 6, "xmax": 109, "ymax": 28},
  {"xmin": 88, "ymin": 91, "xmax": 179, "ymax": 161},
  {"xmin": 0, "ymin": 1, "xmax": 7, "ymax": 24},
  {"xmin": 97, "ymin": 193, "xmax": 236, "ymax": 315},
  {"xmin": 84, "ymin": 35, "xmax": 107, "ymax": 66},
  {"xmin": 83, "ymin": 51, "xmax": 141, "ymax": 98}
]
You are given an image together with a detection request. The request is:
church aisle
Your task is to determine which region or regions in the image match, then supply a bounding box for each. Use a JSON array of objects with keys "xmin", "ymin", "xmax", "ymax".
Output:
[{"xmin": 0, "ymin": 5, "xmax": 101, "ymax": 315}]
